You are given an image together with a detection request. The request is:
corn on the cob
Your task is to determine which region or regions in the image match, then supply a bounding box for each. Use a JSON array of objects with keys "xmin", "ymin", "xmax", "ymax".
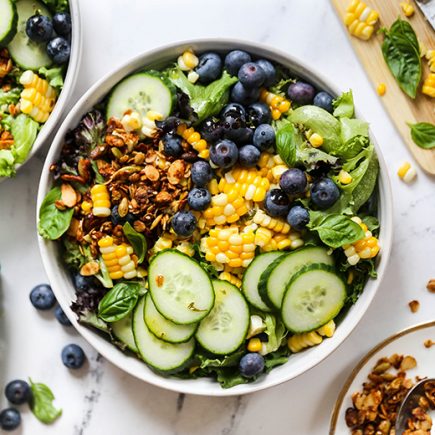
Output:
[
  {"xmin": 400, "ymin": 1, "xmax": 415, "ymax": 17},
  {"xmin": 203, "ymin": 226, "xmax": 255, "ymax": 268},
  {"xmin": 141, "ymin": 110, "xmax": 163, "ymax": 137},
  {"xmin": 19, "ymin": 70, "xmax": 56, "ymax": 123},
  {"xmin": 288, "ymin": 320, "xmax": 336, "ymax": 353},
  {"xmin": 90, "ymin": 184, "xmax": 111, "ymax": 217},
  {"xmin": 252, "ymin": 209, "xmax": 290, "ymax": 234},
  {"xmin": 422, "ymin": 73, "xmax": 435, "ymax": 98},
  {"xmin": 203, "ymin": 190, "xmax": 250, "ymax": 226},
  {"xmin": 397, "ymin": 161, "xmax": 417, "ymax": 183},
  {"xmin": 219, "ymin": 271, "xmax": 242, "ymax": 288},
  {"xmin": 262, "ymin": 231, "xmax": 304, "ymax": 251},
  {"xmin": 344, "ymin": 0, "xmax": 379, "ymax": 40},
  {"xmin": 121, "ymin": 110, "xmax": 142, "ymax": 132},
  {"xmin": 343, "ymin": 217, "xmax": 380, "ymax": 265},
  {"xmin": 260, "ymin": 88, "xmax": 291, "ymax": 120},
  {"xmin": 177, "ymin": 124, "xmax": 209, "ymax": 159},
  {"xmin": 98, "ymin": 236, "xmax": 137, "ymax": 280},
  {"xmin": 426, "ymin": 50, "xmax": 435, "ymax": 73}
]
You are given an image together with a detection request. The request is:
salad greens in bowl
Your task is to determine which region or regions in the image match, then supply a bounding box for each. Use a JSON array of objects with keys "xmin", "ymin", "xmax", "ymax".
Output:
[
  {"xmin": 37, "ymin": 40, "xmax": 392, "ymax": 395},
  {"xmin": 0, "ymin": 0, "xmax": 82, "ymax": 179}
]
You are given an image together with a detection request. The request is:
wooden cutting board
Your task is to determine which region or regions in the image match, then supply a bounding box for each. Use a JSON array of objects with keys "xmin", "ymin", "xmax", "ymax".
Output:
[{"xmin": 331, "ymin": 0, "xmax": 435, "ymax": 174}]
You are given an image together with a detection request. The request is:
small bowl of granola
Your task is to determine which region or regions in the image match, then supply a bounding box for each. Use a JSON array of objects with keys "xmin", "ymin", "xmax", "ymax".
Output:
[{"xmin": 37, "ymin": 40, "xmax": 393, "ymax": 396}]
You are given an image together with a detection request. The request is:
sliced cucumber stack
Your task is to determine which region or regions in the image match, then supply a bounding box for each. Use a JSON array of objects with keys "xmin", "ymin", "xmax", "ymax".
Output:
[
  {"xmin": 259, "ymin": 246, "xmax": 334, "ymax": 310},
  {"xmin": 111, "ymin": 312, "xmax": 137, "ymax": 353},
  {"xmin": 0, "ymin": 0, "xmax": 17, "ymax": 46},
  {"xmin": 7, "ymin": 0, "xmax": 53, "ymax": 70},
  {"xmin": 242, "ymin": 252, "xmax": 284, "ymax": 312},
  {"xmin": 106, "ymin": 72, "xmax": 173, "ymax": 121},
  {"xmin": 144, "ymin": 294, "xmax": 197, "ymax": 343},
  {"xmin": 196, "ymin": 280, "xmax": 250, "ymax": 355},
  {"xmin": 133, "ymin": 296, "xmax": 195, "ymax": 373},
  {"xmin": 281, "ymin": 264, "xmax": 346, "ymax": 333},
  {"xmin": 148, "ymin": 250, "xmax": 214, "ymax": 325}
]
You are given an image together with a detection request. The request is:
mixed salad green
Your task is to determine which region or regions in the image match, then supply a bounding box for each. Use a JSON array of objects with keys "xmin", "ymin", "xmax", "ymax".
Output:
[{"xmin": 38, "ymin": 47, "xmax": 381, "ymax": 388}]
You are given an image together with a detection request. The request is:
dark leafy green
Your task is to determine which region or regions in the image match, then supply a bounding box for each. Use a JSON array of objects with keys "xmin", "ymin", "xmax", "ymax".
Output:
[
  {"xmin": 40, "ymin": 0, "xmax": 69, "ymax": 12},
  {"xmin": 98, "ymin": 282, "xmax": 141, "ymax": 322},
  {"xmin": 264, "ymin": 347, "xmax": 290, "ymax": 371},
  {"xmin": 333, "ymin": 90, "xmax": 354, "ymax": 118},
  {"xmin": 74, "ymin": 110, "xmax": 105, "ymax": 148},
  {"xmin": 78, "ymin": 310, "xmax": 110, "ymax": 333},
  {"xmin": 409, "ymin": 122, "xmax": 435, "ymax": 149},
  {"xmin": 123, "ymin": 222, "xmax": 147, "ymax": 263},
  {"xmin": 62, "ymin": 239, "xmax": 92, "ymax": 269},
  {"xmin": 29, "ymin": 379, "xmax": 62, "ymax": 424}
]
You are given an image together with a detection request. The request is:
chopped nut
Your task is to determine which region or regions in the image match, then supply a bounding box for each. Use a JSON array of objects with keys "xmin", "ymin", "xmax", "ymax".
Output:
[
  {"xmin": 409, "ymin": 300, "xmax": 420, "ymax": 313},
  {"xmin": 167, "ymin": 159, "xmax": 185, "ymax": 184},
  {"xmin": 426, "ymin": 279, "xmax": 435, "ymax": 293},
  {"xmin": 133, "ymin": 220, "xmax": 146, "ymax": 233},
  {"xmin": 54, "ymin": 199, "xmax": 67, "ymax": 210},
  {"xmin": 400, "ymin": 355, "xmax": 417, "ymax": 371},
  {"xmin": 61, "ymin": 183, "xmax": 78, "ymax": 208},
  {"xmin": 118, "ymin": 197, "xmax": 129, "ymax": 217},
  {"xmin": 80, "ymin": 261, "xmax": 100, "ymax": 276},
  {"xmin": 155, "ymin": 191, "xmax": 172, "ymax": 205},
  {"xmin": 77, "ymin": 158, "xmax": 91, "ymax": 182}
]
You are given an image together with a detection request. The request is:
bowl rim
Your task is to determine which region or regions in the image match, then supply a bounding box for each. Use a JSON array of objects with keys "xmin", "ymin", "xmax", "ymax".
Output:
[
  {"xmin": 1, "ymin": 0, "xmax": 83, "ymax": 178},
  {"xmin": 37, "ymin": 38, "xmax": 394, "ymax": 397}
]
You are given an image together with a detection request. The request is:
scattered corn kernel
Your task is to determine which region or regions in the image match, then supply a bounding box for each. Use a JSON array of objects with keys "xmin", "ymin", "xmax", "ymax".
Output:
[
  {"xmin": 177, "ymin": 50, "xmax": 199, "ymax": 71},
  {"xmin": 377, "ymin": 83, "xmax": 386, "ymax": 96},
  {"xmin": 121, "ymin": 111, "xmax": 142, "ymax": 132},
  {"xmin": 98, "ymin": 236, "xmax": 137, "ymax": 280},
  {"xmin": 247, "ymin": 338, "xmax": 262, "ymax": 352},
  {"xmin": 400, "ymin": 1, "xmax": 415, "ymax": 17},
  {"xmin": 90, "ymin": 184, "xmax": 111, "ymax": 217},
  {"xmin": 344, "ymin": 0, "xmax": 379, "ymax": 40},
  {"xmin": 308, "ymin": 132, "xmax": 324, "ymax": 148},
  {"xmin": 422, "ymin": 73, "xmax": 435, "ymax": 98},
  {"xmin": 426, "ymin": 50, "xmax": 435, "ymax": 73},
  {"xmin": 397, "ymin": 161, "xmax": 417, "ymax": 183},
  {"xmin": 260, "ymin": 88, "xmax": 291, "ymax": 120},
  {"xmin": 338, "ymin": 169, "xmax": 353, "ymax": 184}
]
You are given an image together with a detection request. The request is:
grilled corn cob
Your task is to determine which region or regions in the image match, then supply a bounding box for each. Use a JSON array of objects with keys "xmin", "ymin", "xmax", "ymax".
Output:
[
  {"xmin": 177, "ymin": 124, "xmax": 209, "ymax": 159},
  {"xmin": 259, "ymin": 88, "xmax": 291, "ymax": 120},
  {"xmin": 98, "ymin": 236, "xmax": 137, "ymax": 280},
  {"xmin": 287, "ymin": 320, "xmax": 336, "ymax": 353},
  {"xmin": 422, "ymin": 73, "xmax": 435, "ymax": 98},
  {"xmin": 203, "ymin": 191, "xmax": 250, "ymax": 226},
  {"xmin": 90, "ymin": 184, "xmax": 111, "ymax": 217},
  {"xmin": 19, "ymin": 71, "xmax": 56, "ymax": 123},
  {"xmin": 344, "ymin": 0, "xmax": 379, "ymax": 40}
]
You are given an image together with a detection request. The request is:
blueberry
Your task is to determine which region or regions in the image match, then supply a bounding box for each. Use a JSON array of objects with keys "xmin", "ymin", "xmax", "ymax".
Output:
[
  {"xmin": 237, "ymin": 127, "xmax": 254, "ymax": 145},
  {"xmin": 73, "ymin": 273, "xmax": 93, "ymax": 293},
  {"xmin": 287, "ymin": 81, "xmax": 316, "ymax": 105},
  {"xmin": 55, "ymin": 305, "xmax": 72, "ymax": 326},
  {"xmin": 311, "ymin": 178, "xmax": 340, "ymax": 209},
  {"xmin": 279, "ymin": 168, "xmax": 307, "ymax": 195},
  {"xmin": 61, "ymin": 344, "xmax": 85, "ymax": 369},
  {"xmin": 4, "ymin": 380, "xmax": 31, "ymax": 405},
  {"xmin": 287, "ymin": 205, "xmax": 310, "ymax": 231},
  {"xmin": 255, "ymin": 59, "xmax": 276, "ymax": 87},
  {"xmin": 0, "ymin": 408, "xmax": 21, "ymax": 431},
  {"xmin": 313, "ymin": 91, "xmax": 334, "ymax": 113},
  {"xmin": 224, "ymin": 50, "xmax": 251, "ymax": 76},
  {"xmin": 111, "ymin": 205, "xmax": 123, "ymax": 225},
  {"xmin": 210, "ymin": 139, "xmax": 238, "ymax": 169},
  {"xmin": 30, "ymin": 284, "xmax": 56, "ymax": 310},
  {"xmin": 238, "ymin": 62, "xmax": 265, "ymax": 89},
  {"xmin": 247, "ymin": 102, "xmax": 272, "ymax": 127},
  {"xmin": 221, "ymin": 113, "xmax": 247, "ymax": 142},
  {"xmin": 47, "ymin": 37, "xmax": 71, "ymax": 64},
  {"xmin": 52, "ymin": 12, "xmax": 72, "ymax": 36},
  {"xmin": 253, "ymin": 124, "xmax": 275, "ymax": 150},
  {"xmin": 230, "ymin": 82, "xmax": 260, "ymax": 105},
  {"xmin": 239, "ymin": 353, "xmax": 264, "ymax": 378},
  {"xmin": 162, "ymin": 133, "xmax": 183, "ymax": 158},
  {"xmin": 238, "ymin": 145, "xmax": 260, "ymax": 167},
  {"xmin": 26, "ymin": 15, "xmax": 53, "ymax": 43},
  {"xmin": 191, "ymin": 160, "xmax": 213, "ymax": 186},
  {"xmin": 187, "ymin": 188, "xmax": 211, "ymax": 211},
  {"xmin": 171, "ymin": 211, "xmax": 197, "ymax": 237},
  {"xmin": 199, "ymin": 118, "xmax": 223, "ymax": 143},
  {"xmin": 196, "ymin": 52, "xmax": 222, "ymax": 84},
  {"xmin": 264, "ymin": 188, "xmax": 291, "ymax": 217},
  {"xmin": 221, "ymin": 103, "xmax": 245, "ymax": 119}
]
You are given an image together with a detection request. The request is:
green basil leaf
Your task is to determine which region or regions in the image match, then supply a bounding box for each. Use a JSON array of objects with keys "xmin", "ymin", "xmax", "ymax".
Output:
[
  {"xmin": 38, "ymin": 186, "xmax": 74, "ymax": 240},
  {"xmin": 123, "ymin": 222, "xmax": 147, "ymax": 263},
  {"xmin": 29, "ymin": 379, "xmax": 62, "ymax": 424},
  {"xmin": 333, "ymin": 90, "xmax": 354, "ymax": 118},
  {"xmin": 381, "ymin": 19, "xmax": 421, "ymax": 99},
  {"xmin": 98, "ymin": 282, "xmax": 140, "ymax": 322},
  {"xmin": 410, "ymin": 122, "xmax": 435, "ymax": 149},
  {"xmin": 275, "ymin": 122, "xmax": 298, "ymax": 166},
  {"xmin": 362, "ymin": 216, "xmax": 380, "ymax": 232},
  {"xmin": 309, "ymin": 213, "xmax": 365, "ymax": 248}
]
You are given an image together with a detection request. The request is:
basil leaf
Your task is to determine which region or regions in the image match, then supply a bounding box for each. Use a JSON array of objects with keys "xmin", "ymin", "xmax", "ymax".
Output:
[
  {"xmin": 333, "ymin": 90, "xmax": 354, "ymax": 118},
  {"xmin": 123, "ymin": 222, "xmax": 147, "ymax": 263},
  {"xmin": 38, "ymin": 186, "xmax": 74, "ymax": 240},
  {"xmin": 362, "ymin": 216, "xmax": 380, "ymax": 232},
  {"xmin": 381, "ymin": 19, "xmax": 421, "ymax": 99},
  {"xmin": 309, "ymin": 213, "xmax": 365, "ymax": 248},
  {"xmin": 29, "ymin": 379, "xmax": 62, "ymax": 424},
  {"xmin": 275, "ymin": 122, "xmax": 298, "ymax": 166},
  {"xmin": 410, "ymin": 122, "xmax": 435, "ymax": 149},
  {"xmin": 98, "ymin": 282, "xmax": 140, "ymax": 322}
]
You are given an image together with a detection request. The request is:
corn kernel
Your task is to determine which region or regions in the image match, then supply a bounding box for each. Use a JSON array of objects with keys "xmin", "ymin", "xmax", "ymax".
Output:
[
  {"xmin": 247, "ymin": 338, "xmax": 262, "ymax": 352},
  {"xmin": 177, "ymin": 124, "xmax": 210, "ymax": 157},
  {"xmin": 377, "ymin": 83, "xmax": 386, "ymax": 96},
  {"xmin": 397, "ymin": 161, "xmax": 417, "ymax": 183},
  {"xmin": 400, "ymin": 1, "xmax": 415, "ymax": 17},
  {"xmin": 260, "ymin": 89, "xmax": 291, "ymax": 120},
  {"xmin": 309, "ymin": 133, "xmax": 324, "ymax": 148},
  {"xmin": 338, "ymin": 169, "xmax": 353, "ymax": 184}
]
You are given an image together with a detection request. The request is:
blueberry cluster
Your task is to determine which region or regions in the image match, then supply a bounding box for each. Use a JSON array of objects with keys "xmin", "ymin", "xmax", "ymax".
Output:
[
  {"xmin": 26, "ymin": 11, "xmax": 72, "ymax": 64},
  {"xmin": 288, "ymin": 81, "xmax": 334, "ymax": 112}
]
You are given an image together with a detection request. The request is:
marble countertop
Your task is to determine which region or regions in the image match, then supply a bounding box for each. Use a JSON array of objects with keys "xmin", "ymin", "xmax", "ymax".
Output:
[{"xmin": 1, "ymin": 0, "xmax": 435, "ymax": 433}]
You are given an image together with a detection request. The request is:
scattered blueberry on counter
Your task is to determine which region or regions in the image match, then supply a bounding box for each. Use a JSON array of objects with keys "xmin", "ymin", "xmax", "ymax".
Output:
[
  {"xmin": 55, "ymin": 305, "xmax": 72, "ymax": 326},
  {"xmin": 29, "ymin": 284, "xmax": 56, "ymax": 310},
  {"xmin": 0, "ymin": 408, "xmax": 21, "ymax": 432},
  {"xmin": 61, "ymin": 344, "xmax": 86, "ymax": 369},
  {"xmin": 4, "ymin": 380, "xmax": 31, "ymax": 405}
]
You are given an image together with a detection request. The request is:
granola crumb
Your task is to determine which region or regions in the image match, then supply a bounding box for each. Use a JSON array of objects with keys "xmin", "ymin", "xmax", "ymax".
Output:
[
  {"xmin": 424, "ymin": 340, "xmax": 434, "ymax": 349},
  {"xmin": 426, "ymin": 279, "xmax": 435, "ymax": 293},
  {"xmin": 409, "ymin": 300, "xmax": 420, "ymax": 313}
]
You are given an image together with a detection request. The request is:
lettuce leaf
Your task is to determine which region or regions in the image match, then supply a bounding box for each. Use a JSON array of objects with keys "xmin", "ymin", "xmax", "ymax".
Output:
[
  {"xmin": 0, "ymin": 149, "xmax": 16, "ymax": 177},
  {"xmin": 261, "ymin": 313, "xmax": 287, "ymax": 355},
  {"xmin": 0, "ymin": 87, "xmax": 20, "ymax": 106},
  {"xmin": 333, "ymin": 90, "xmax": 354, "ymax": 118},
  {"xmin": 11, "ymin": 114, "xmax": 39, "ymax": 163},
  {"xmin": 39, "ymin": 66, "xmax": 64, "ymax": 90}
]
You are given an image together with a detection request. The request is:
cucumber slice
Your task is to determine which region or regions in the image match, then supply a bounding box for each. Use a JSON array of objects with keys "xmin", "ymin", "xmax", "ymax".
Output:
[
  {"xmin": 144, "ymin": 294, "xmax": 197, "ymax": 343},
  {"xmin": 132, "ymin": 296, "xmax": 195, "ymax": 373},
  {"xmin": 281, "ymin": 264, "xmax": 346, "ymax": 333},
  {"xmin": 259, "ymin": 246, "xmax": 334, "ymax": 310},
  {"xmin": 241, "ymin": 252, "xmax": 285, "ymax": 311},
  {"xmin": 7, "ymin": 0, "xmax": 53, "ymax": 70},
  {"xmin": 196, "ymin": 280, "xmax": 249, "ymax": 355},
  {"xmin": 111, "ymin": 312, "xmax": 138, "ymax": 353},
  {"xmin": 148, "ymin": 250, "xmax": 214, "ymax": 325},
  {"xmin": 0, "ymin": 0, "xmax": 17, "ymax": 46},
  {"xmin": 106, "ymin": 72, "xmax": 173, "ymax": 121}
]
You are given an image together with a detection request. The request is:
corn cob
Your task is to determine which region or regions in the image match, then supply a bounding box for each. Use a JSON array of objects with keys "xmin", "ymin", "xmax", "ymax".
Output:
[
  {"xmin": 203, "ymin": 227, "xmax": 256, "ymax": 268},
  {"xmin": 141, "ymin": 110, "xmax": 163, "ymax": 137},
  {"xmin": 344, "ymin": 0, "xmax": 379, "ymax": 41},
  {"xmin": 203, "ymin": 190, "xmax": 250, "ymax": 226},
  {"xmin": 397, "ymin": 161, "xmax": 417, "ymax": 183},
  {"xmin": 288, "ymin": 320, "xmax": 336, "ymax": 353},
  {"xmin": 422, "ymin": 73, "xmax": 435, "ymax": 98},
  {"xmin": 98, "ymin": 236, "xmax": 137, "ymax": 280},
  {"xmin": 259, "ymin": 88, "xmax": 291, "ymax": 120},
  {"xmin": 262, "ymin": 231, "xmax": 304, "ymax": 251},
  {"xmin": 343, "ymin": 217, "xmax": 380, "ymax": 266},
  {"xmin": 177, "ymin": 124, "xmax": 209, "ymax": 159},
  {"xmin": 252, "ymin": 209, "xmax": 290, "ymax": 234},
  {"xmin": 90, "ymin": 184, "xmax": 111, "ymax": 217},
  {"xmin": 121, "ymin": 110, "xmax": 142, "ymax": 132},
  {"xmin": 400, "ymin": 1, "xmax": 415, "ymax": 17},
  {"xmin": 219, "ymin": 271, "xmax": 242, "ymax": 288},
  {"xmin": 19, "ymin": 70, "xmax": 56, "ymax": 123}
]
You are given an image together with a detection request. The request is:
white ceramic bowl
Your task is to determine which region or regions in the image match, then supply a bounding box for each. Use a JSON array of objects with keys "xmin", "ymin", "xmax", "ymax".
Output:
[
  {"xmin": 1, "ymin": 0, "xmax": 82, "ymax": 179},
  {"xmin": 37, "ymin": 39, "xmax": 393, "ymax": 396}
]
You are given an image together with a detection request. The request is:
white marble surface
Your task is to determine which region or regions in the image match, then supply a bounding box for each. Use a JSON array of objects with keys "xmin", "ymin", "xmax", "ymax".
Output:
[{"xmin": 1, "ymin": 0, "xmax": 435, "ymax": 433}]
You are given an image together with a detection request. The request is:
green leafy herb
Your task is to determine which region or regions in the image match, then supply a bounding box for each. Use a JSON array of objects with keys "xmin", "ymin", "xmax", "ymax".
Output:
[
  {"xmin": 40, "ymin": 0, "xmax": 69, "ymax": 12},
  {"xmin": 261, "ymin": 313, "xmax": 287, "ymax": 355},
  {"xmin": 216, "ymin": 369, "xmax": 250, "ymax": 389},
  {"xmin": 91, "ymin": 160, "xmax": 105, "ymax": 183},
  {"xmin": 333, "ymin": 90, "xmax": 354, "ymax": 118},
  {"xmin": 381, "ymin": 18, "xmax": 421, "ymax": 99},
  {"xmin": 339, "ymin": 117, "xmax": 369, "ymax": 158},
  {"xmin": 62, "ymin": 239, "xmax": 92, "ymax": 269},
  {"xmin": 264, "ymin": 347, "xmax": 290, "ymax": 371},
  {"xmin": 197, "ymin": 350, "xmax": 244, "ymax": 369},
  {"xmin": 98, "ymin": 282, "xmax": 141, "ymax": 322},
  {"xmin": 11, "ymin": 114, "xmax": 39, "ymax": 163},
  {"xmin": 29, "ymin": 379, "xmax": 62, "ymax": 424},
  {"xmin": 409, "ymin": 122, "xmax": 435, "ymax": 149},
  {"xmin": 38, "ymin": 187, "xmax": 74, "ymax": 240},
  {"xmin": 123, "ymin": 222, "xmax": 147, "ymax": 263},
  {"xmin": 362, "ymin": 216, "xmax": 380, "ymax": 233},
  {"xmin": 39, "ymin": 66, "xmax": 65, "ymax": 90},
  {"xmin": 168, "ymin": 68, "xmax": 238, "ymax": 123},
  {"xmin": 0, "ymin": 149, "xmax": 16, "ymax": 178},
  {"xmin": 0, "ymin": 87, "xmax": 20, "ymax": 106}
]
